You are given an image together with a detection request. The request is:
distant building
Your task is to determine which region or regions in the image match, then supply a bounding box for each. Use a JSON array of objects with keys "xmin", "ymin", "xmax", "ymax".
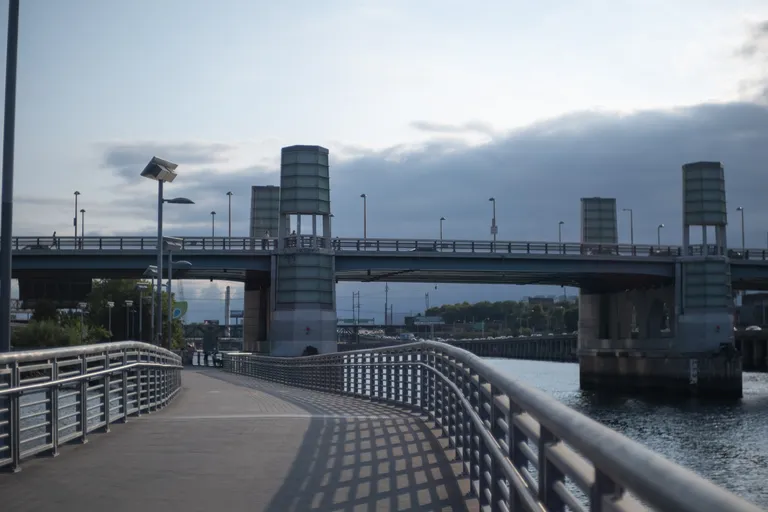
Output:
[{"xmin": 740, "ymin": 293, "xmax": 768, "ymax": 326}]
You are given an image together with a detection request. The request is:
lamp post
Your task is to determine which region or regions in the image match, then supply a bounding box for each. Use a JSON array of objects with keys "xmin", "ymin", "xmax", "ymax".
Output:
[
  {"xmin": 78, "ymin": 302, "xmax": 87, "ymax": 343},
  {"xmin": 210, "ymin": 211, "xmax": 216, "ymax": 238},
  {"xmin": 226, "ymin": 191, "xmax": 233, "ymax": 240},
  {"xmin": 73, "ymin": 191, "xmax": 80, "ymax": 238},
  {"xmin": 141, "ymin": 156, "xmax": 194, "ymax": 347},
  {"xmin": 736, "ymin": 206, "xmax": 745, "ymax": 251},
  {"xmin": 439, "ymin": 217, "xmax": 445, "ymax": 241},
  {"xmin": 622, "ymin": 208, "xmax": 634, "ymax": 245},
  {"xmin": 657, "ymin": 224, "xmax": 664, "ymax": 246},
  {"xmin": 360, "ymin": 194, "xmax": 367, "ymax": 239},
  {"xmin": 107, "ymin": 301, "xmax": 114, "ymax": 340},
  {"xmin": 558, "ymin": 220, "xmax": 564, "ymax": 243},
  {"xmin": 124, "ymin": 300, "xmax": 133, "ymax": 340},
  {"xmin": 488, "ymin": 197, "xmax": 497, "ymax": 244},
  {"xmin": 80, "ymin": 209, "xmax": 85, "ymax": 244},
  {"xmin": 135, "ymin": 283, "xmax": 148, "ymax": 342},
  {"xmin": 0, "ymin": 0, "xmax": 20, "ymax": 353},
  {"xmin": 163, "ymin": 237, "xmax": 185, "ymax": 348}
]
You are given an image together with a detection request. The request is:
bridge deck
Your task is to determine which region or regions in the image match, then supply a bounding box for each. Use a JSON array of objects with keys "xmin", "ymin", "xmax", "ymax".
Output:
[{"xmin": 0, "ymin": 369, "xmax": 474, "ymax": 512}]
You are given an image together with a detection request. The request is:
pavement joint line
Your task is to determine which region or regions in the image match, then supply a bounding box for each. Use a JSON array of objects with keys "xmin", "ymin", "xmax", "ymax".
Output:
[{"xmin": 158, "ymin": 413, "xmax": 421, "ymax": 421}]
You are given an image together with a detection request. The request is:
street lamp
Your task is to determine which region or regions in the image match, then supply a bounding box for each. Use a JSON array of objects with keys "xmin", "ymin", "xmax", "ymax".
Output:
[
  {"xmin": 73, "ymin": 191, "xmax": 80, "ymax": 238},
  {"xmin": 0, "ymin": 0, "xmax": 20, "ymax": 353},
  {"xmin": 164, "ymin": 236, "xmax": 184, "ymax": 347},
  {"xmin": 124, "ymin": 300, "xmax": 134, "ymax": 340},
  {"xmin": 135, "ymin": 283, "xmax": 149, "ymax": 342},
  {"xmin": 489, "ymin": 197, "xmax": 497, "ymax": 244},
  {"xmin": 439, "ymin": 216, "xmax": 445, "ymax": 241},
  {"xmin": 558, "ymin": 220, "xmax": 564, "ymax": 243},
  {"xmin": 78, "ymin": 302, "xmax": 87, "ymax": 343},
  {"xmin": 106, "ymin": 301, "xmax": 114, "ymax": 340},
  {"xmin": 622, "ymin": 208, "xmax": 634, "ymax": 245},
  {"xmin": 210, "ymin": 211, "xmax": 216, "ymax": 237},
  {"xmin": 360, "ymin": 194, "xmax": 367, "ymax": 239},
  {"xmin": 736, "ymin": 206, "xmax": 745, "ymax": 251},
  {"xmin": 141, "ymin": 156, "xmax": 193, "ymax": 347},
  {"xmin": 226, "ymin": 191, "xmax": 233, "ymax": 240},
  {"xmin": 657, "ymin": 224, "xmax": 664, "ymax": 246}
]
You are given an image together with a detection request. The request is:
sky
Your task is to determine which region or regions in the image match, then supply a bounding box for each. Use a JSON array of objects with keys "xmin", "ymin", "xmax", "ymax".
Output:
[{"xmin": 4, "ymin": 0, "xmax": 768, "ymax": 323}]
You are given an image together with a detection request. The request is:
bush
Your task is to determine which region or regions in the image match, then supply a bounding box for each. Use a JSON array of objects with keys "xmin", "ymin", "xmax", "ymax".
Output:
[{"xmin": 12, "ymin": 320, "xmax": 80, "ymax": 348}]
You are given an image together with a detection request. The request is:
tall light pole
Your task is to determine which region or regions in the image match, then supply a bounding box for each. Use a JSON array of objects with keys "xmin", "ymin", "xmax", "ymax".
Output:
[
  {"xmin": 489, "ymin": 197, "xmax": 497, "ymax": 243},
  {"xmin": 0, "ymin": 0, "xmax": 20, "ymax": 353},
  {"xmin": 360, "ymin": 193, "xmax": 367, "ymax": 239},
  {"xmin": 558, "ymin": 220, "xmax": 564, "ymax": 243},
  {"xmin": 136, "ymin": 283, "xmax": 148, "ymax": 342},
  {"xmin": 107, "ymin": 301, "xmax": 114, "ymax": 340},
  {"xmin": 736, "ymin": 206, "xmax": 745, "ymax": 251},
  {"xmin": 440, "ymin": 216, "xmax": 445, "ymax": 241},
  {"xmin": 622, "ymin": 208, "xmax": 634, "ymax": 245},
  {"xmin": 78, "ymin": 302, "xmax": 87, "ymax": 343},
  {"xmin": 124, "ymin": 300, "xmax": 133, "ymax": 340},
  {"xmin": 226, "ymin": 191, "xmax": 233, "ymax": 240},
  {"xmin": 80, "ymin": 209, "xmax": 85, "ymax": 243},
  {"xmin": 166, "ymin": 251, "xmax": 190, "ymax": 350},
  {"xmin": 73, "ymin": 191, "xmax": 80, "ymax": 238},
  {"xmin": 210, "ymin": 211, "xmax": 216, "ymax": 237},
  {"xmin": 141, "ymin": 156, "xmax": 193, "ymax": 347},
  {"xmin": 657, "ymin": 223, "xmax": 664, "ymax": 246}
]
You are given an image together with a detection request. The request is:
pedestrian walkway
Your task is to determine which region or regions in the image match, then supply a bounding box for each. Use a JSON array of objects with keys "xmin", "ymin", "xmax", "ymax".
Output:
[{"xmin": 0, "ymin": 369, "xmax": 475, "ymax": 512}]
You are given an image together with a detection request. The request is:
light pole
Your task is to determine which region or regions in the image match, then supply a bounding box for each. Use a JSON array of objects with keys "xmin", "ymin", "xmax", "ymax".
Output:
[
  {"xmin": 657, "ymin": 223, "xmax": 664, "ymax": 246},
  {"xmin": 73, "ymin": 191, "xmax": 80, "ymax": 238},
  {"xmin": 107, "ymin": 301, "xmax": 114, "ymax": 340},
  {"xmin": 558, "ymin": 220, "xmax": 564, "ymax": 243},
  {"xmin": 622, "ymin": 208, "xmax": 634, "ymax": 245},
  {"xmin": 80, "ymin": 209, "xmax": 85, "ymax": 243},
  {"xmin": 166, "ymin": 259, "xmax": 191, "ymax": 348},
  {"xmin": 736, "ymin": 206, "xmax": 745, "ymax": 251},
  {"xmin": 440, "ymin": 216, "xmax": 445, "ymax": 241},
  {"xmin": 141, "ymin": 156, "xmax": 193, "ymax": 347},
  {"xmin": 135, "ymin": 284, "xmax": 148, "ymax": 342},
  {"xmin": 124, "ymin": 300, "xmax": 133, "ymax": 340},
  {"xmin": 210, "ymin": 211, "xmax": 216, "ymax": 237},
  {"xmin": 360, "ymin": 193, "xmax": 367, "ymax": 239},
  {"xmin": 226, "ymin": 191, "xmax": 233, "ymax": 240},
  {"xmin": 78, "ymin": 302, "xmax": 87, "ymax": 343},
  {"xmin": 0, "ymin": 0, "xmax": 20, "ymax": 353},
  {"xmin": 489, "ymin": 197, "xmax": 497, "ymax": 243}
]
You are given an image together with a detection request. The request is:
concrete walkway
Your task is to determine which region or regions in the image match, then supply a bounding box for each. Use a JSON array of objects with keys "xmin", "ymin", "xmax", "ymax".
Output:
[{"xmin": 0, "ymin": 369, "xmax": 476, "ymax": 512}]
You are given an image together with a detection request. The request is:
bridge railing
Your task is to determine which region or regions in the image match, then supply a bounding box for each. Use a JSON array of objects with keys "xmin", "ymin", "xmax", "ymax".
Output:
[
  {"xmin": 223, "ymin": 342, "xmax": 760, "ymax": 512},
  {"xmin": 0, "ymin": 342, "xmax": 182, "ymax": 472},
  {"xmin": 10, "ymin": 236, "xmax": 277, "ymax": 251}
]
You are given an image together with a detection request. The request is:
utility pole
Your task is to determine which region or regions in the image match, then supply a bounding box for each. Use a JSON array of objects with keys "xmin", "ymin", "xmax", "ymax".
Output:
[
  {"xmin": 384, "ymin": 283, "xmax": 389, "ymax": 326},
  {"xmin": 390, "ymin": 304, "xmax": 393, "ymax": 326},
  {"xmin": 352, "ymin": 292, "xmax": 357, "ymax": 324}
]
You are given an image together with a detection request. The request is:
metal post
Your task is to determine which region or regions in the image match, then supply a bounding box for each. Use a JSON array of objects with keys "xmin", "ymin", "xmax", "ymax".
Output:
[
  {"xmin": 167, "ymin": 252, "xmax": 173, "ymax": 349},
  {"xmin": 558, "ymin": 221, "xmax": 563, "ymax": 243},
  {"xmin": 108, "ymin": 306, "xmax": 112, "ymax": 338},
  {"xmin": 150, "ymin": 288, "xmax": 155, "ymax": 344},
  {"xmin": 125, "ymin": 305, "xmax": 130, "ymax": 340},
  {"xmin": 211, "ymin": 211, "xmax": 216, "ymax": 238},
  {"xmin": 739, "ymin": 207, "xmax": 745, "ymax": 251},
  {"xmin": 74, "ymin": 191, "xmax": 79, "ymax": 238},
  {"xmin": 491, "ymin": 198, "xmax": 497, "ymax": 243},
  {"xmin": 227, "ymin": 191, "xmax": 232, "ymax": 239},
  {"xmin": 439, "ymin": 217, "xmax": 444, "ymax": 241},
  {"xmin": 361, "ymin": 194, "xmax": 367, "ymax": 239},
  {"xmin": 80, "ymin": 209, "xmax": 85, "ymax": 242},
  {"xmin": 0, "ymin": 0, "xmax": 20, "ymax": 353},
  {"xmin": 657, "ymin": 224, "xmax": 663, "ymax": 246},
  {"xmin": 629, "ymin": 209, "xmax": 634, "ymax": 245},
  {"xmin": 138, "ymin": 291, "xmax": 143, "ymax": 342},
  {"xmin": 156, "ymin": 180, "xmax": 164, "ymax": 346}
]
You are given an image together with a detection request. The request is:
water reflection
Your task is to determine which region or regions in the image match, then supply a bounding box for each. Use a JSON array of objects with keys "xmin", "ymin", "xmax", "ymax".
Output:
[{"xmin": 486, "ymin": 359, "xmax": 768, "ymax": 507}]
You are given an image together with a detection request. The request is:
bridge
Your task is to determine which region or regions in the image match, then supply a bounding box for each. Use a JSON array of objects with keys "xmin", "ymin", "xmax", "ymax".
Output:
[
  {"xmin": 10, "ymin": 236, "xmax": 768, "ymax": 289},
  {"xmin": 0, "ymin": 342, "xmax": 762, "ymax": 511}
]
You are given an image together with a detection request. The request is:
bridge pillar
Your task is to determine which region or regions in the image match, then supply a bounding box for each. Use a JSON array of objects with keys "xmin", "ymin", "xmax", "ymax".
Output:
[
  {"xmin": 579, "ymin": 163, "xmax": 742, "ymax": 398},
  {"xmin": 268, "ymin": 145, "xmax": 337, "ymax": 356},
  {"xmin": 243, "ymin": 271, "xmax": 270, "ymax": 353},
  {"xmin": 249, "ymin": 185, "xmax": 280, "ymax": 239}
]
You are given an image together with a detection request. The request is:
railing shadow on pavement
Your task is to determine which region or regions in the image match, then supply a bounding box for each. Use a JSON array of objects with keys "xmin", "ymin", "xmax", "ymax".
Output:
[
  {"xmin": 0, "ymin": 342, "xmax": 182, "ymax": 472},
  {"xmin": 204, "ymin": 369, "xmax": 471, "ymax": 511},
  {"xmin": 221, "ymin": 342, "xmax": 764, "ymax": 512}
]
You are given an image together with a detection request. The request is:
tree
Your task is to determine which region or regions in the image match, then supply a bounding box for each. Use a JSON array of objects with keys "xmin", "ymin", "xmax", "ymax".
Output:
[{"xmin": 32, "ymin": 299, "xmax": 59, "ymax": 322}]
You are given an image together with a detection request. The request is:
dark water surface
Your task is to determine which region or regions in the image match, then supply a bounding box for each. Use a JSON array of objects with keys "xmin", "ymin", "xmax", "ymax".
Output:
[{"xmin": 485, "ymin": 359, "xmax": 768, "ymax": 507}]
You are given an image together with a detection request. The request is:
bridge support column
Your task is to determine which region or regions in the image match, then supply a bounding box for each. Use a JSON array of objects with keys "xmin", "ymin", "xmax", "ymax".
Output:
[
  {"xmin": 268, "ymin": 145, "xmax": 337, "ymax": 356},
  {"xmin": 243, "ymin": 271, "xmax": 270, "ymax": 353},
  {"xmin": 578, "ymin": 162, "xmax": 742, "ymax": 399}
]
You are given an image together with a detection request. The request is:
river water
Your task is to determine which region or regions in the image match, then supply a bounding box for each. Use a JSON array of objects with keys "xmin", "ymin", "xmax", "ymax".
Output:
[{"xmin": 486, "ymin": 358, "xmax": 768, "ymax": 507}]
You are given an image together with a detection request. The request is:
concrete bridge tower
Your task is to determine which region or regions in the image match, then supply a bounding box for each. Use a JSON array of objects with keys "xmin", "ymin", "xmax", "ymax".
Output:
[{"xmin": 268, "ymin": 145, "xmax": 337, "ymax": 356}]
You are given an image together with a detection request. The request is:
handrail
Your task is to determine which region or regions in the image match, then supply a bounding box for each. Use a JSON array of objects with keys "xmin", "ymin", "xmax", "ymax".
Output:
[
  {"xmin": 222, "ymin": 342, "xmax": 762, "ymax": 512},
  {"xmin": 10, "ymin": 235, "xmax": 768, "ymax": 260},
  {"xmin": 0, "ymin": 341, "xmax": 182, "ymax": 472}
]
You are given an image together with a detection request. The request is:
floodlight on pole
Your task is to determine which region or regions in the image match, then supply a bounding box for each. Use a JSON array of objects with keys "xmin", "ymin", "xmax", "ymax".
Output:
[{"xmin": 136, "ymin": 283, "xmax": 149, "ymax": 342}]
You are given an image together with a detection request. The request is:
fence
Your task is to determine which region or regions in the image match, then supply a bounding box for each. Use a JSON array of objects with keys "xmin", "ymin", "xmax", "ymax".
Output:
[
  {"xmin": 0, "ymin": 342, "xmax": 182, "ymax": 471},
  {"xmin": 223, "ymin": 342, "xmax": 761, "ymax": 512}
]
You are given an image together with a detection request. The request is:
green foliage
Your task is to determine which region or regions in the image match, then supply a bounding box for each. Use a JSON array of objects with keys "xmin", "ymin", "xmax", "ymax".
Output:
[
  {"xmin": 12, "ymin": 320, "xmax": 80, "ymax": 348},
  {"xmin": 31, "ymin": 299, "xmax": 59, "ymax": 322},
  {"xmin": 425, "ymin": 298, "xmax": 579, "ymax": 336}
]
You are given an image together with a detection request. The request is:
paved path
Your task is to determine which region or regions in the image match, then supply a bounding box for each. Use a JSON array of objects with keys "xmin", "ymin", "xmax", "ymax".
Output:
[{"xmin": 0, "ymin": 369, "xmax": 475, "ymax": 512}]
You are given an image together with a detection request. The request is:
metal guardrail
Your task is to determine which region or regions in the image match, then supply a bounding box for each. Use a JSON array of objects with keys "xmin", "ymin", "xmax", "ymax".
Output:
[
  {"xmin": 0, "ymin": 342, "xmax": 182, "ymax": 472},
  {"xmin": 223, "ymin": 342, "xmax": 762, "ymax": 512},
  {"xmin": 11, "ymin": 236, "xmax": 768, "ymax": 261}
]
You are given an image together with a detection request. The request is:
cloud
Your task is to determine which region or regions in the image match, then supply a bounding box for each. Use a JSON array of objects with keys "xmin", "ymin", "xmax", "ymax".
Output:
[
  {"xmin": 737, "ymin": 20, "xmax": 768, "ymax": 102},
  {"xmin": 410, "ymin": 120, "xmax": 498, "ymax": 138},
  {"xmin": 98, "ymin": 141, "xmax": 236, "ymax": 181}
]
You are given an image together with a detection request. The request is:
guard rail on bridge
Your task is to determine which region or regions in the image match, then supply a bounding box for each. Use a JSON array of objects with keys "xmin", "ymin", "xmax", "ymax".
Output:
[
  {"xmin": 0, "ymin": 342, "xmax": 182, "ymax": 472},
  {"xmin": 223, "ymin": 342, "xmax": 760, "ymax": 512}
]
